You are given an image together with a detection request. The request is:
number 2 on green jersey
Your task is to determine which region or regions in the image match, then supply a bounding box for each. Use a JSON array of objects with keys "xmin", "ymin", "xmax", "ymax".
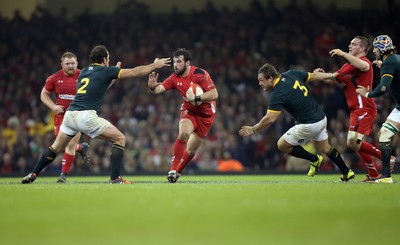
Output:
[{"xmin": 77, "ymin": 78, "xmax": 89, "ymax": 94}]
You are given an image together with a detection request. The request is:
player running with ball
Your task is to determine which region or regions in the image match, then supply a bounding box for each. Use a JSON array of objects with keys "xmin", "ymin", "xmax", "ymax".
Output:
[{"xmin": 148, "ymin": 48, "xmax": 218, "ymax": 183}]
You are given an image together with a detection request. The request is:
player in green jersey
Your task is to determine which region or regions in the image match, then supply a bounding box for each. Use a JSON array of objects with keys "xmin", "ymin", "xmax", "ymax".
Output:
[
  {"xmin": 240, "ymin": 63, "xmax": 355, "ymax": 182},
  {"xmin": 357, "ymin": 35, "xmax": 400, "ymax": 183},
  {"xmin": 22, "ymin": 45, "xmax": 170, "ymax": 184}
]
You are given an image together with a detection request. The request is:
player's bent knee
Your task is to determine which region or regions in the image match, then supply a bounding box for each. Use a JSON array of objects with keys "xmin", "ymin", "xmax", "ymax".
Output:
[
  {"xmin": 178, "ymin": 132, "xmax": 190, "ymax": 141},
  {"xmin": 119, "ymin": 135, "xmax": 126, "ymax": 146},
  {"xmin": 277, "ymin": 142, "xmax": 291, "ymax": 154},
  {"xmin": 379, "ymin": 122, "xmax": 398, "ymax": 142},
  {"xmin": 112, "ymin": 133, "xmax": 126, "ymax": 146}
]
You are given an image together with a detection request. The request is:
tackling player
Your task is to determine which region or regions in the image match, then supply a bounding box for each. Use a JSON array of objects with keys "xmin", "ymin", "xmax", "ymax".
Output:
[
  {"xmin": 239, "ymin": 63, "xmax": 355, "ymax": 182},
  {"xmin": 22, "ymin": 45, "xmax": 171, "ymax": 184}
]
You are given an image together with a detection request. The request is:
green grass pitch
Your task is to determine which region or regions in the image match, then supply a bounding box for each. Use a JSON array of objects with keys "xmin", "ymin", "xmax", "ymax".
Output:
[{"xmin": 1, "ymin": 174, "xmax": 399, "ymax": 245}]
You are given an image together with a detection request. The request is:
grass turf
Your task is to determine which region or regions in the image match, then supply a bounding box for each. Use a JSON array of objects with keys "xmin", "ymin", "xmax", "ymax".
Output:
[{"xmin": 1, "ymin": 174, "xmax": 399, "ymax": 245}]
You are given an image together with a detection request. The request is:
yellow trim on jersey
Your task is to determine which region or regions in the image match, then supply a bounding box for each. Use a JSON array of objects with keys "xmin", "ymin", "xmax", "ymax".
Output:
[
  {"xmin": 92, "ymin": 63, "xmax": 102, "ymax": 66},
  {"xmin": 382, "ymin": 74, "xmax": 393, "ymax": 78},
  {"xmin": 273, "ymin": 75, "xmax": 281, "ymax": 87},
  {"xmin": 306, "ymin": 72, "xmax": 311, "ymax": 82},
  {"xmin": 267, "ymin": 109, "xmax": 281, "ymax": 114},
  {"xmin": 117, "ymin": 69, "xmax": 122, "ymax": 79}
]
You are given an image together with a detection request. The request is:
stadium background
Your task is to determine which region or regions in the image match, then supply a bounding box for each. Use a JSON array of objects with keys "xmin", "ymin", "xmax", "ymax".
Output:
[{"xmin": 1, "ymin": 0, "xmax": 400, "ymax": 176}]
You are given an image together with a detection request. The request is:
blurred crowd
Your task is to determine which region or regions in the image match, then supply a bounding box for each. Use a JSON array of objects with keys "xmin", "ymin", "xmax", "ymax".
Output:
[{"xmin": 1, "ymin": 0, "xmax": 400, "ymax": 176}]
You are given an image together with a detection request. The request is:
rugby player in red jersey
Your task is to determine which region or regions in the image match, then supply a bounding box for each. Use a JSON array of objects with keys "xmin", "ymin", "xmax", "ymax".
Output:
[
  {"xmin": 41, "ymin": 52, "xmax": 89, "ymax": 183},
  {"xmin": 314, "ymin": 36, "xmax": 396, "ymax": 182},
  {"xmin": 148, "ymin": 48, "xmax": 218, "ymax": 183}
]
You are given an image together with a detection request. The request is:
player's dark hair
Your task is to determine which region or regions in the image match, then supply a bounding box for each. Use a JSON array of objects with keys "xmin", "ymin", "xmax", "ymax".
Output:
[
  {"xmin": 61, "ymin": 52, "xmax": 77, "ymax": 62},
  {"xmin": 89, "ymin": 45, "xmax": 109, "ymax": 64},
  {"xmin": 355, "ymin": 35, "xmax": 370, "ymax": 53},
  {"xmin": 258, "ymin": 63, "xmax": 279, "ymax": 79},
  {"xmin": 173, "ymin": 48, "xmax": 191, "ymax": 61}
]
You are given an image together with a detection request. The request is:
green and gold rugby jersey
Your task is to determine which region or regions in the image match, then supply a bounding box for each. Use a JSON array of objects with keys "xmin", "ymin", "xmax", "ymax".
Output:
[
  {"xmin": 268, "ymin": 70, "xmax": 325, "ymax": 124},
  {"xmin": 68, "ymin": 64, "xmax": 121, "ymax": 111},
  {"xmin": 380, "ymin": 54, "xmax": 400, "ymax": 110}
]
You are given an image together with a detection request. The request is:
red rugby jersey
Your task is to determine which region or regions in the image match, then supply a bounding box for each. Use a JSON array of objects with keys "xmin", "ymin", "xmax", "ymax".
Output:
[
  {"xmin": 44, "ymin": 69, "xmax": 81, "ymax": 114},
  {"xmin": 162, "ymin": 66, "xmax": 217, "ymax": 116},
  {"xmin": 335, "ymin": 56, "xmax": 376, "ymax": 110}
]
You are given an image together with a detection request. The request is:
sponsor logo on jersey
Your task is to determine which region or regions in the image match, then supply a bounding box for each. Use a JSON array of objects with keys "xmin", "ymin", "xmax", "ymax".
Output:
[{"xmin": 59, "ymin": 94, "xmax": 75, "ymax": 100}]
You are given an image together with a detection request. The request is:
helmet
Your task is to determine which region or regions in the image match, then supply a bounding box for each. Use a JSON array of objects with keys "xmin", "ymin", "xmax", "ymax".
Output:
[{"xmin": 373, "ymin": 35, "xmax": 394, "ymax": 53}]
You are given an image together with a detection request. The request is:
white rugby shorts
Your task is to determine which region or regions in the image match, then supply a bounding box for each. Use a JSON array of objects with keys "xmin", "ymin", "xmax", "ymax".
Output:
[
  {"xmin": 387, "ymin": 108, "xmax": 400, "ymax": 123},
  {"xmin": 283, "ymin": 117, "xmax": 328, "ymax": 146},
  {"xmin": 60, "ymin": 110, "xmax": 111, "ymax": 138}
]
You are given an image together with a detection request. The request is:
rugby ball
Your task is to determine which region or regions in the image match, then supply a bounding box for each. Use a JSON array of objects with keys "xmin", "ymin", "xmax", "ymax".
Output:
[{"xmin": 186, "ymin": 84, "xmax": 204, "ymax": 105}]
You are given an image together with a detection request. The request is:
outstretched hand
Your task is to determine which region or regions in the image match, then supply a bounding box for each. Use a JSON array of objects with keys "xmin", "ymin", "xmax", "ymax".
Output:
[
  {"xmin": 154, "ymin": 58, "xmax": 171, "ymax": 68},
  {"xmin": 329, "ymin": 49, "xmax": 345, "ymax": 57},
  {"xmin": 239, "ymin": 126, "xmax": 254, "ymax": 137},
  {"xmin": 313, "ymin": 68, "xmax": 325, "ymax": 73},
  {"xmin": 148, "ymin": 72, "xmax": 159, "ymax": 90}
]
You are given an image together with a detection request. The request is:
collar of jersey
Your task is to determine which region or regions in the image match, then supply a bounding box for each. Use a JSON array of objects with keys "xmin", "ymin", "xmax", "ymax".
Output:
[
  {"xmin": 91, "ymin": 63, "xmax": 103, "ymax": 66},
  {"xmin": 273, "ymin": 75, "xmax": 281, "ymax": 87},
  {"xmin": 383, "ymin": 52, "xmax": 396, "ymax": 61}
]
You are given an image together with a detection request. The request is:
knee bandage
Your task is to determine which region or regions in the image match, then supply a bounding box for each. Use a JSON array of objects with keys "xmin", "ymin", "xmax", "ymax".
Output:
[{"xmin": 379, "ymin": 122, "xmax": 399, "ymax": 142}]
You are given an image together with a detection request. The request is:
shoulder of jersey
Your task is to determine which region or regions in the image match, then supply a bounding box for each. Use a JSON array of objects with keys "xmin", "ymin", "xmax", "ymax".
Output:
[
  {"xmin": 194, "ymin": 67, "xmax": 205, "ymax": 75},
  {"xmin": 46, "ymin": 70, "xmax": 62, "ymax": 81}
]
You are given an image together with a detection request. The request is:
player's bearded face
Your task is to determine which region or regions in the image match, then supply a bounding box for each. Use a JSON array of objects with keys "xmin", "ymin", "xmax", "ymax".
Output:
[
  {"xmin": 62, "ymin": 57, "xmax": 78, "ymax": 76},
  {"xmin": 173, "ymin": 56, "xmax": 188, "ymax": 75}
]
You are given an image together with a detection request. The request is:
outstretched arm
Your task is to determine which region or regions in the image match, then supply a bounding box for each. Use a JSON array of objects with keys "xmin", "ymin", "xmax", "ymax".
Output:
[
  {"xmin": 356, "ymin": 75, "xmax": 392, "ymax": 98},
  {"xmin": 312, "ymin": 68, "xmax": 337, "ymax": 84},
  {"xmin": 329, "ymin": 49, "xmax": 370, "ymax": 71},
  {"xmin": 308, "ymin": 71, "xmax": 337, "ymax": 82},
  {"xmin": 119, "ymin": 58, "xmax": 171, "ymax": 79},
  {"xmin": 239, "ymin": 110, "xmax": 281, "ymax": 137}
]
